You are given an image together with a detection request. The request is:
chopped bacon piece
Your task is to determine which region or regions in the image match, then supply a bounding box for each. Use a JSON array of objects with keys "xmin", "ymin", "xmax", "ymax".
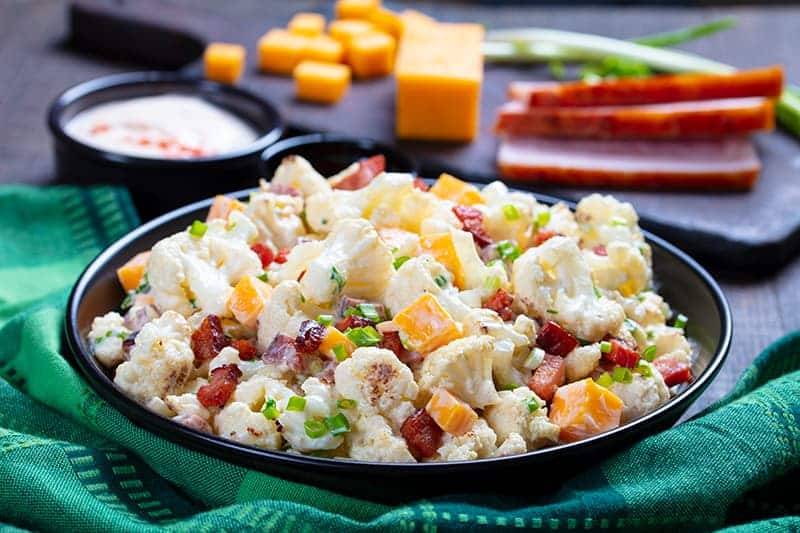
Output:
[
  {"xmin": 274, "ymin": 248, "xmax": 290, "ymax": 264},
  {"xmin": 251, "ymin": 243, "xmax": 274, "ymax": 268},
  {"xmin": 483, "ymin": 288, "xmax": 515, "ymax": 321},
  {"xmin": 532, "ymin": 229, "xmax": 561, "ymax": 247},
  {"xmin": 452, "ymin": 205, "xmax": 492, "ymax": 247},
  {"xmin": 263, "ymin": 334, "xmax": 304, "ymax": 372},
  {"xmin": 593, "ymin": 244, "xmax": 608, "ymax": 256},
  {"xmin": 197, "ymin": 364, "xmax": 242, "ymax": 408},
  {"xmin": 653, "ymin": 357, "xmax": 693, "ymax": 386},
  {"xmin": 191, "ymin": 315, "xmax": 229, "ymax": 363},
  {"xmin": 401, "ymin": 408, "xmax": 443, "ymax": 460},
  {"xmin": 536, "ymin": 321, "xmax": 579, "ymax": 357},
  {"xmin": 603, "ymin": 339, "xmax": 640, "ymax": 369},
  {"xmin": 335, "ymin": 314, "xmax": 375, "ymax": 331},
  {"xmin": 229, "ymin": 339, "xmax": 257, "ymax": 361},
  {"xmin": 296, "ymin": 320, "xmax": 325, "ymax": 354},
  {"xmin": 412, "ymin": 178, "xmax": 429, "ymax": 191},
  {"xmin": 269, "ymin": 183, "xmax": 301, "ymax": 196},
  {"xmin": 332, "ymin": 155, "xmax": 386, "ymax": 190},
  {"xmin": 528, "ymin": 354, "xmax": 566, "ymax": 402}
]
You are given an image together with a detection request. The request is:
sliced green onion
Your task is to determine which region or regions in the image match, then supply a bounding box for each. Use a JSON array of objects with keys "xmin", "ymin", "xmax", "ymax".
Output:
[
  {"xmin": 502, "ymin": 204, "xmax": 521, "ymax": 221},
  {"xmin": 393, "ymin": 256, "xmax": 411, "ymax": 270},
  {"xmin": 434, "ymin": 274, "xmax": 448, "ymax": 288},
  {"xmin": 596, "ymin": 372, "xmax": 614, "ymax": 388},
  {"xmin": 609, "ymin": 216, "xmax": 629, "ymax": 227},
  {"xmin": 262, "ymin": 398, "xmax": 280, "ymax": 420},
  {"xmin": 497, "ymin": 240, "xmax": 521, "ymax": 261},
  {"xmin": 673, "ymin": 313, "xmax": 688, "ymax": 330},
  {"xmin": 357, "ymin": 303, "xmax": 381, "ymax": 322},
  {"xmin": 578, "ymin": 337, "xmax": 591, "ymax": 346},
  {"xmin": 600, "ymin": 341, "xmax": 612, "ymax": 354},
  {"xmin": 317, "ymin": 314, "xmax": 334, "ymax": 327},
  {"xmin": 641, "ymin": 344, "xmax": 657, "ymax": 362},
  {"xmin": 390, "ymin": 246, "xmax": 399, "ymax": 254},
  {"xmin": 503, "ymin": 383, "xmax": 521, "ymax": 391},
  {"xmin": 287, "ymin": 396, "xmax": 306, "ymax": 412},
  {"xmin": 333, "ymin": 344, "xmax": 348, "ymax": 361},
  {"xmin": 304, "ymin": 419, "xmax": 328, "ymax": 438},
  {"xmin": 593, "ymin": 286, "xmax": 602, "ymax": 299},
  {"xmin": 523, "ymin": 347, "xmax": 546, "ymax": 370},
  {"xmin": 548, "ymin": 59, "xmax": 566, "ymax": 80},
  {"xmin": 257, "ymin": 272, "xmax": 269, "ymax": 283},
  {"xmin": 536, "ymin": 210, "xmax": 551, "ymax": 228},
  {"xmin": 636, "ymin": 363, "xmax": 653, "ymax": 378},
  {"xmin": 337, "ymin": 398, "xmax": 357, "ymax": 409},
  {"xmin": 633, "ymin": 17, "xmax": 737, "ymax": 48},
  {"xmin": 612, "ymin": 366, "xmax": 634, "ymax": 384},
  {"xmin": 546, "ymin": 308, "xmax": 558, "ymax": 315},
  {"xmin": 345, "ymin": 326, "xmax": 382, "ymax": 347},
  {"xmin": 189, "ymin": 220, "xmax": 207, "ymax": 238},
  {"xmin": 486, "ymin": 259, "xmax": 502, "ymax": 268},
  {"xmin": 120, "ymin": 293, "xmax": 134, "ymax": 311},
  {"xmin": 483, "ymin": 275, "xmax": 501, "ymax": 292},
  {"xmin": 526, "ymin": 397, "xmax": 541, "ymax": 413},
  {"xmin": 330, "ymin": 266, "xmax": 345, "ymax": 293},
  {"xmin": 325, "ymin": 413, "xmax": 351, "ymax": 435}
]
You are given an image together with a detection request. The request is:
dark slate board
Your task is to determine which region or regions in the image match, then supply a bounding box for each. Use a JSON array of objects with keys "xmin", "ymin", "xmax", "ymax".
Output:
[{"xmin": 67, "ymin": 0, "xmax": 800, "ymax": 271}]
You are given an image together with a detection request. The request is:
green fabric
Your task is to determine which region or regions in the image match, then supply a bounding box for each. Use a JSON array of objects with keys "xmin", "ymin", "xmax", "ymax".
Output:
[{"xmin": 0, "ymin": 185, "xmax": 798, "ymax": 532}]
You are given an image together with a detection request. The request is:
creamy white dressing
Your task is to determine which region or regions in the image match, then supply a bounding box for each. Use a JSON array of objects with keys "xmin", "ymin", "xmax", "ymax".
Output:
[{"xmin": 65, "ymin": 94, "xmax": 259, "ymax": 159}]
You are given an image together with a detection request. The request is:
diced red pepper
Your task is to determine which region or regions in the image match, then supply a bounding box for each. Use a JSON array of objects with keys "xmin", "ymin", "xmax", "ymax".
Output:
[
  {"xmin": 197, "ymin": 364, "xmax": 242, "ymax": 408},
  {"xmin": 191, "ymin": 315, "xmax": 229, "ymax": 363},
  {"xmin": 452, "ymin": 205, "xmax": 493, "ymax": 248},
  {"xmin": 483, "ymin": 288, "xmax": 515, "ymax": 321},
  {"xmin": 527, "ymin": 354, "xmax": 566, "ymax": 402},
  {"xmin": 251, "ymin": 243, "xmax": 274, "ymax": 269},
  {"xmin": 401, "ymin": 408, "xmax": 443, "ymax": 460},
  {"xmin": 653, "ymin": 357, "xmax": 693, "ymax": 386},
  {"xmin": 532, "ymin": 230, "xmax": 561, "ymax": 247},
  {"xmin": 536, "ymin": 321, "xmax": 579, "ymax": 357},
  {"xmin": 229, "ymin": 338, "xmax": 257, "ymax": 361},
  {"xmin": 274, "ymin": 248, "xmax": 290, "ymax": 264},
  {"xmin": 603, "ymin": 339, "xmax": 640, "ymax": 369}
]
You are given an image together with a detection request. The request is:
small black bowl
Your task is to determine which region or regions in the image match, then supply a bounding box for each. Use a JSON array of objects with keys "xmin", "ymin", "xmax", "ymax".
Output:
[
  {"xmin": 48, "ymin": 71, "xmax": 283, "ymax": 220},
  {"xmin": 261, "ymin": 133, "xmax": 417, "ymax": 178},
  {"xmin": 65, "ymin": 185, "xmax": 731, "ymax": 501}
]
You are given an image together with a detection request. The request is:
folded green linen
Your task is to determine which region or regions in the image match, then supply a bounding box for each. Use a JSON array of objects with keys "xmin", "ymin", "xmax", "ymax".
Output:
[{"xmin": 0, "ymin": 185, "xmax": 797, "ymax": 532}]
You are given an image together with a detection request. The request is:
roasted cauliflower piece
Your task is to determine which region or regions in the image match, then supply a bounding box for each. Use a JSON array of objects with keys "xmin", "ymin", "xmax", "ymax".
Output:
[
  {"xmin": 270, "ymin": 155, "xmax": 331, "ymax": 198},
  {"xmin": 435, "ymin": 418, "xmax": 497, "ymax": 461},
  {"xmin": 347, "ymin": 414, "xmax": 416, "ymax": 462},
  {"xmin": 609, "ymin": 361, "xmax": 670, "ymax": 422},
  {"xmin": 244, "ymin": 191, "xmax": 306, "ymax": 250},
  {"xmin": 89, "ymin": 311, "xmax": 131, "ymax": 368},
  {"xmin": 484, "ymin": 387, "xmax": 560, "ymax": 451}
]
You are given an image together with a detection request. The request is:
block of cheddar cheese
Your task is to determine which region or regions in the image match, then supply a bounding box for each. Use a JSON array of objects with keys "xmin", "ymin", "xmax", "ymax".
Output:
[
  {"xmin": 203, "ymin": 42, "xmax": 246, "ymax": 84},
  {"xmin": 258, "ymin": 29, "xmax": 308, "ymax": 75},
  {"xmin": 294, "ymin": 60, "xmax": 351, "ymax": 104},
  {"xmin": 328, "ymin": 19, "xmax": 374, "ymax": 48},
  {"xmin": 288, "ymin": 12, "xmax": 326, "ymax": 37},
  {"xmin": 335, "ymin": 0, "xmax": 379, "ymax": 20},
  {"xmin": 348, "ymin": 32, "xmax": 395, "ymax": 78},
  {"xmin": 304, "ymin": 35, "xmax": 345, "ymax": 64},
  {"xmin": 395, "ymin": 22, "xmax": 484, "ymax": 141}
]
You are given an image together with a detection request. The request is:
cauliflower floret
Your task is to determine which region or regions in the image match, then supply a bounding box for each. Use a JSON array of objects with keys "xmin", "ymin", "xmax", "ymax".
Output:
[
  {"xmin": 89, "ymin": 311, "xmax": 130, "ymax": 368},
  {"xmin": 280, "ymin": 378, "xmax": 343, "ymax": 452},
  {"xmin": 268, "ymin": 240, "xmax": 325, "ymax": 284},
  {"xmin": 145, "ymin": 397, "xmax": 174, "ymax": 418},
  {"xmin": 300, "ymin": 218, "xmax": 393, "ymax": 306},
  {"xmin": 462, "ymin": 308, "xmax": 532, "ymax": 388},
  {"xmin": 483, "ymin": 387, "xmax": 559, "ymax": 451},
  {"xmin": 564, "ymin": 344, "xmax": 602, "ymax": 382},
  {"xmin": 164, "ymin": 393, "xmax": 210, "ymax": 421},
  {"xmin": 209, "ymin": 346, "xmax": 266, "ymax": 380},
  {"xmin": 417, "ymin": 336, "xmax": 499, "ymax": 409},
  {"xmin": 613, "ymin": 291, "xmax": 668, "ymax": 327},
  {"xmin": 334, "ymin": 347, "xmax": 418, "ymax": 430},
  {"xmin": 378, "ymin": 227, "xmax": 421, "ymax": 259},
  {"xmin": 245, "ymin": 191, "xmax": 306, "ymax": 250},
  {"xmin": 493, "ymin": 432, "xmax": 527, "ymax": 457},
  {"xmin": 448, "ymin": 227, "xmax": 510, "ymax": 293},
  {"xmin": 436, "ymin": 418, "xmax": 497, "ymax": 461},
  {"xmin": 256, "ymin": 281, "xmax": 314, "ymax": 351},
  {"xmin": 305, "ymin": 189, "xmax": 362, "ymax": 234},
  {"xmin": 479, "ymin": 181, "xmax": 538, "ymax": 244},
  {"xmin": 114, "ymin": 311, "xmax": 194, "ymax": 403},
  {"xmin": 543, "ymin": 203, "xmax": 580, "ymax": 240},
  {"xmin": 649, "ymin": 325, "xmax": 692, "ymax": 365},
  {"xmin": 214, "ymin": 401, "xmax": 282, "ymax": 449},
  {"xmin": 347, "ymin": 414, "xmax": 416, "ymax": 462},
  {"xmin": 512, "ymin": 236, "xmax": 624, "ymax": 341},
  {"xmin": 383, "ymin": 255, "xmax": 471, "ymax": 320},
  {"xmin": 584, "ymin": 241, "xmax": 651, "ymax": 297},
  {"xmin": 269, "ymin": 155, "xmax": 331, "ymax": 198},
  {"xmin": 609, "ymin": 361, "xmax": 670, "ymax": 422},
  {"xmin": 576, "ymin": 194, "xmax": 651, "ymax": 262}
]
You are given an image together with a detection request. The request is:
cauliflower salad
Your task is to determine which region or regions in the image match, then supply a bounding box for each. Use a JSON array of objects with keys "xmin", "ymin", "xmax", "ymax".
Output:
[{"xmin": 88, "ymin": 154, "xmax": 694, "ymax": 462}]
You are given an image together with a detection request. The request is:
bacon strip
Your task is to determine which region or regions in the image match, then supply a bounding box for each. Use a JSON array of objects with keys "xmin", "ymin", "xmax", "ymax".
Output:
[
  {"xmin": 536, "ymin": 321, "xmax": 579, "ymax": 357},
  {"xmin": 197, "ymin": 364, "xmax": 242, "ymax": 408},
  {"xmin": 483, "ymin": 288, "xmax": 514, "ymax": 321},
  {"xmin": 495, "ymin": 98, "xmax": 774, "ymax": 139},
  {"xmin": 191, "ymin": 315, "xmax": 228, "ymax": 363},
  {"xmin": 528, "ymin": 354, "xmax": 566, "ymax": 403},
  {"xmin": 510, "ymin": 66, "xmax": 783, "ymax": 107},
  {"xmin": 497, "ymin": 136, "xmax": 760, "ymax": 190}
]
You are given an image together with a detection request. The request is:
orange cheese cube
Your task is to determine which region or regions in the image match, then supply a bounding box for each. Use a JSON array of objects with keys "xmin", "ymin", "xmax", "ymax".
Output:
[
  {"xmin": 294, "ymin": 60, "xmax": 351, "ymax": 104},
  {"xmin": 395, "ymin": 23, "xmax": 484, "ymax": 141},
  {"xmin": 394, "ymin": 293, "xmax": 461, "ymax": 354},
  {"xmin": 549, "ymin": 378, "xmax": 624, "ymax": 443},
  {"xmin": 419, "ymin": 232, "xmax": 464, "ymax": 288},
  {"xmin": 399, "ymin": 9, "xmax": 437, "ymax": 36},
  {"xmin": 347, "ymin": 32, "xmax": 395, "ymax": 78},
  {"xmin": 328, "ymin": 19, "xmax": 374, "ymax": 48},
  {"xmin": 288, "ymin": 12, "xmax": 326, "ymax": 36},
  {"xmin": 206, "ymin": 194, "xmax": 245, "ymax": 221},
  {"xmin": 425, "ymin": 388, "xmax": 478, "ymax": 436},
  {"xmin": 335, "ymin": 0, "xmax": 379, "ymax": 20},
  {"xmin": 429, "ymin": 173, "xmax": 484, "ymax": 205},
  {"xmin": 116, "ymin": 252, "xmax": 150, "ymax": 292},
  {"xmin": 319, "ymin": 326, "xmax": 356, "ymax": 359},
  {"xmin": 369, "ymin": 7, "xmax": 402, "ymax": 38},
  {"xmin": 203, "ymin": 42, "xmax": 246, "ymax": 84},
  {"xmin": 258, "ymin": 29, "xmax": 309, "ymax": 75},
  {"xmin": 227, "ymin": 276, "xmax": 272, "ymax": 329},
  {"xmin": 304, "ymin": 35, "xmax": 345, "ymax": 63}
]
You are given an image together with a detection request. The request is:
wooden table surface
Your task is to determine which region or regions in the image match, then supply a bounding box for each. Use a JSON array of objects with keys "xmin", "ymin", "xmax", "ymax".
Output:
[{"xmin": 1, "ymin": 0, "xmax": 799, "ymax": 419}]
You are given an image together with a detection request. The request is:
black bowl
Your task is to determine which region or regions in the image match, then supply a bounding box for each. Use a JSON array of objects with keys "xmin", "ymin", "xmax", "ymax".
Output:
[
  {"xmin": 48, "ymin": 71, "xmax": 283, "ymax": 220},
  {"xmin": 261, "ymin": 133, "xmax": 417, "ymax": 178},
  {"xmin": 65, "ymin": 186, "xmax": 731, "ymax": 500}
]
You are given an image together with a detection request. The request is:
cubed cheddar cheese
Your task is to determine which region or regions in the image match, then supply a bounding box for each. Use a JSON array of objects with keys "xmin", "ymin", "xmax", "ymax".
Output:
[
  {"xmin": 395, "ymin": 23, "xmax": 484, "ymax": 141},
  {"xmin": 319, "ymin": 326, "xmax": 356, "ymax": 359},
  {"xmin": 548, "ymin": 378, "xmax": 624, "ymax": 443},
  {"xmin": 399, "ymin": 10, "xmax": 437, "ymax": 37},
  {"xmin": 258, "ymin": 29, "xmax": 308, "ymax": 75},
  {"xmin": 294, "ymin": 60, "xmax": 351, "ymax": 104},
  {"xmin": 347, "ymin": 32, "xmax": 395, "ymax": 78},
  {"xmin": 203, "ymin": 42, "xmax": 246, "ymax": 84},
  {"xmin": 288, "ymin": 12, "xmax": 326, "ymax": 36},
  {"xmin": 335, "ymin": 0, "xmax": 379, "ymax": 20},
  {"xmin": 116, "ymin": 252, "xmax": 150, "ymax": 292},
  {"xmin": 369, "ymin": 7, "xmax": 402, "ymax": 39},
  {"xmin": 227, "ymin": 276, "xmax": 272, "ymax": 329},
  {"xmin": 425, "ymin": 388, "xmax": 478, "ymax": 436},
  {"xmin": 419, "ymin": 232, "xmax": 464, "ymax": 288},
  {"xmin": 429, "ymin": 173, "xmax": 484, "ymax": 205},
  {"xmin": 207, "ymin": 194, "xmax": 245, "ymax": 222},
  {"xmin": 394, "ymin": 293, "xmax": 461, "ymax": 354},
  {"xmin": 328, "ymin": 19, "xmax": 374, "ymax": 49},
  {"xmin": 304, "ymin": 35, "xmax": 345, "ymax": 64}
]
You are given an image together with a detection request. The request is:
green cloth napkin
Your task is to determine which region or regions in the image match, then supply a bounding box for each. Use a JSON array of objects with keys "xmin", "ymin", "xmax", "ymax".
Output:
[{"xmin": 0, "ymin": 185, "xmax": 798, "ymax": 533}]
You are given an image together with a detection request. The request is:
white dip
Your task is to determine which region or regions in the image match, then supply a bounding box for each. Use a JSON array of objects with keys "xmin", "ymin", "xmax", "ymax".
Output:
[{"xmin": 65, "ymin": 94, "xmax": 259, "ymax": 159}]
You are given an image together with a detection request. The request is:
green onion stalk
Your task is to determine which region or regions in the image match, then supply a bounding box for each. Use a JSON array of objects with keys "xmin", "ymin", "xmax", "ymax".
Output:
[{"xmin": 483, "ymin": 20, "xmax": 800, "ymax": 138}]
